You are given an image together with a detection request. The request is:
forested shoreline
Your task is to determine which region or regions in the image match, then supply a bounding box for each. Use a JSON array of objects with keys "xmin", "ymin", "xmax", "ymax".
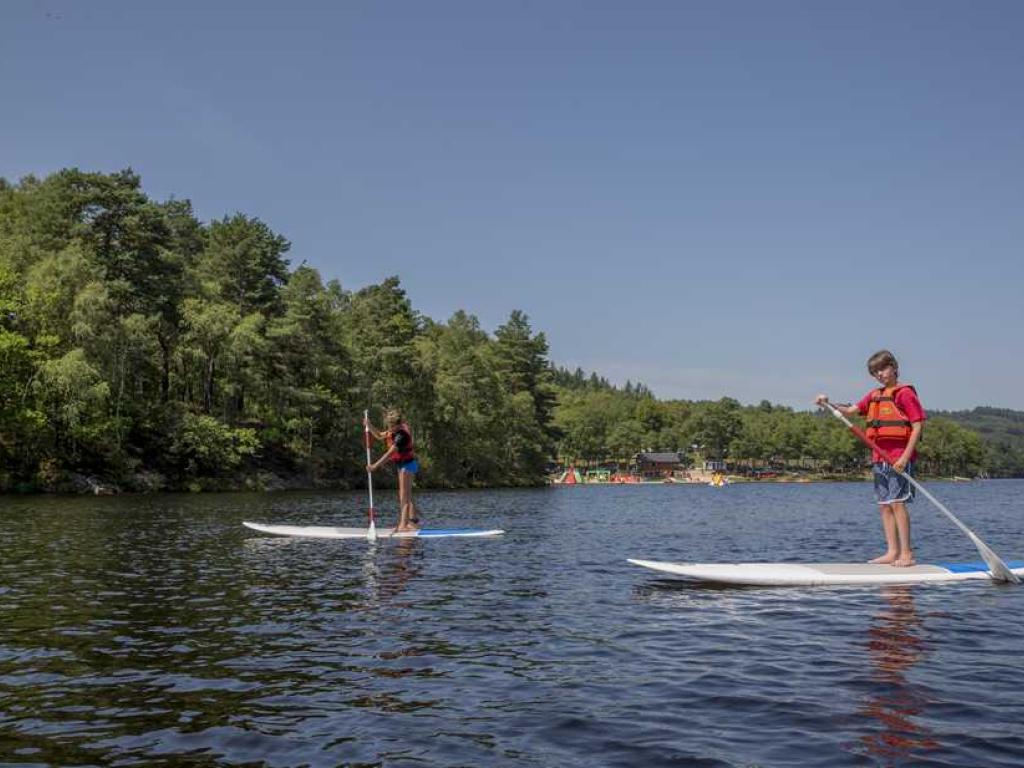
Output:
[
  {"xmin": 2, "ymin": 169, "xmax": 1022, "ymax": 493},
  {"xmin": 551, "ymin": 378, "xmax": 1024, "ymax": 479}
]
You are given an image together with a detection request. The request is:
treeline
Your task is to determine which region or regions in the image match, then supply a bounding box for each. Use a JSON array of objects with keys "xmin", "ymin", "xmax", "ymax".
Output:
[
  {"xmin": 554, "ymin": 391, "xmax": 1020, "ymax": 479},
  {"xmin": 0, "ymin": 169, "xmax": 556, "ymax": 491},
  {"xmin": 2, "ymin": 169, "xmax": 1019, "ymax": 493},
  {"xmin": 932, "ymin": 407, "xmax": 1024, "ymax": 477}
]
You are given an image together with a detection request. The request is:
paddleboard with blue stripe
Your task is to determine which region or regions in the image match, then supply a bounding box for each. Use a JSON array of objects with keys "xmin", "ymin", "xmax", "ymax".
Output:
[
  {"xmin": 243, "ymin": 522, "xmax": 504, "ymax": 539},
  {"xmin": 627, "ymin": 558, "xmax": 1024, "ymax": 586}
]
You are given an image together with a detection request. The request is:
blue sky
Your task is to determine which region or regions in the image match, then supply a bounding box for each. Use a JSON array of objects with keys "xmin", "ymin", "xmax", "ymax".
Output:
[{"xmin": 3, "ymin": 1, "xmax": 1023, "ymax": 410}]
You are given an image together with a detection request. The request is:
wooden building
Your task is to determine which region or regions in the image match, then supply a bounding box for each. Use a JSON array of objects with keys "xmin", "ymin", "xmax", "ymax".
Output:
[{"xmin": 632, "ymin": 451, "xmax": 686, "ymax": 479}]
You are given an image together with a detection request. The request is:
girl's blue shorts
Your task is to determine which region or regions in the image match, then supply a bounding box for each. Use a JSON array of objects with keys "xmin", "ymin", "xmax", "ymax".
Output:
[{"xmin": 396, "ymin": 458, "xmax": 419, "ymax": 475}]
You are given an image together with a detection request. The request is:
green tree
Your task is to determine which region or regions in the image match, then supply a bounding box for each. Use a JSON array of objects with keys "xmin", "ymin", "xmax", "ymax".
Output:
[
  {"xmin": 180, "ymin": 297, "xmax": 240, "ymax": 414},
  {"xmin": 264, "ymin": 267, "xmax": 353, "ymax": 474},
  {"xmin": 691, "ymin": 398, "xmax": 744, "ymax": 461},
  {"xmin": 0, "ymin": 266, "xmax": 43, "ymax": 483},
  {"xmin": 198, "ymin": 214, "xmax": 290, "ymax": 315},
  {"xmin": 32, "ymin": 348, "xmax": 110, "ymax": 462},
  {"xmin": 918, "ymin": 418, "xmax": 986, "ymax": 477},
  {"xmin": 493, "ymin": 310, "xmax": 556, "ymax": 424},
  {"xmin": 492, "ymin": 310, "xmax": 556, "ymax": 479},
  {"xmin": 170, "ymin": 413, "xmax": 259, "ymax": 480},
  {"xmin": 413, "ymin": 311, "xmax": 505, "ymax": 485},
  {"xmin": 345, "ymin": 276, "xmax": 424, "ymax": 413},
  {"xmin": 606, "ymin": 419, "xmax": 646, "ymax": 462}
]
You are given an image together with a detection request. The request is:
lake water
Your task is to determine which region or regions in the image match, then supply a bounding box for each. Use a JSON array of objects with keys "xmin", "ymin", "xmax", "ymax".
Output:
[{"xmin": 2, "ymin": 480, "xmax": 1023, "ymax": 767}]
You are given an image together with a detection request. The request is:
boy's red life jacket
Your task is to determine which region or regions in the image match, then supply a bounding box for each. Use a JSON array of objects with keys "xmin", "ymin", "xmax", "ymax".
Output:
[
  {"xmin": 386, "ymin": 423, "xmax": 415, "ymax": 463},
  {"xmin": 865, "ymin": 384, "xmax": 916, "ymax": 442}
]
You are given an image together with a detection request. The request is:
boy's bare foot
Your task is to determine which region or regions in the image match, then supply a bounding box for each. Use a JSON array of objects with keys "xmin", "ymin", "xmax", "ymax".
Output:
[
  {"xmin": 894, "ymin": 553, "xmax": 916, "ymax": 567},
  {"xmin": 869, "ymin": 553, "xmax": 897, "ymax": 565}
]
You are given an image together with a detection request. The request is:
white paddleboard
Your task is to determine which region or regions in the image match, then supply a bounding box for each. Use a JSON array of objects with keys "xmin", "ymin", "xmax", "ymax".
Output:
[
  {"xmin": 244, "ymin": 522, "xmax": 504, "ymax": 539},
  {"xmin": 627, "ymin": 558, "xmax": 1024, "ymax": 586}
]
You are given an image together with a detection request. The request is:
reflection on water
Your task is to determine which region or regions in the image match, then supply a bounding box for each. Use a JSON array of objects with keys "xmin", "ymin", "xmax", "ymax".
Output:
[
  {"xmin": 373, "ymin": 536, "xmax": 421, "ymax": 606},
  {"xmin": 858, "ymin": 586, "xmax": 939, "ymax": 762}
]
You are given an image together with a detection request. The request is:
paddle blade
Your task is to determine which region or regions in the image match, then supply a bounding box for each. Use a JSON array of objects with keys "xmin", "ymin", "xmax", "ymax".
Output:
[
  {"xmin": 907, "ymin": 476, "xmax": 1020, "ymax": 584},
  {"xmin": 968, "ymin": 531, "xmax": 1020, "ymax": 583},
  {"xmin": 367, "ymin": 508, "xmax": 377, "ymax": 542}
]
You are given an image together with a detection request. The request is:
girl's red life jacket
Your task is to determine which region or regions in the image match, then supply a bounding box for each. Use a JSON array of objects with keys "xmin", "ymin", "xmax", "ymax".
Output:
[
  {"xmin": 865, "ymin": 384, "xmax": 916, "ymax": 441},
  {"xmin": 386, "ymin": 423, "xmax": 415, "ymax": 463}
]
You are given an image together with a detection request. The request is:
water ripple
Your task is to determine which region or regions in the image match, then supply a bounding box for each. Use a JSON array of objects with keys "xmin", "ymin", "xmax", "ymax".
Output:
[{"xmin": 2, "ymin": 483, "xmax": 1024, "ymax": 766}]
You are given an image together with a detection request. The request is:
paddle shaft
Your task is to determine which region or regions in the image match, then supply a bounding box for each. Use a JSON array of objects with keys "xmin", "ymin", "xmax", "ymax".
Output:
[
  {"xmin": 364, "ymin": 409, "xmax": 376, "ymax": 541},
  {"xmin": 822, "ymin": 401, "xmax": 1019, "ymax": 583}
]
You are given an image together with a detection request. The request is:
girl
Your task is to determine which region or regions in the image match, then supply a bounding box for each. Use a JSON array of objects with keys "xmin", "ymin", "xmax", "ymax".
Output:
[{"xmin": 365, "ymin": 408, "xmax": 420, "ymax": 532}]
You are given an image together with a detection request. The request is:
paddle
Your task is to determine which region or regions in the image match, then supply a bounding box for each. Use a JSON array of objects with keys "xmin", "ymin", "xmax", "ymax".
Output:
[
  {"xmin": 821, "ymin": 400, "xmax": 1019, "ymax": 583},
  {"xmin": 364, "ymin": 409, "xmax": 377, "ymax": 542}
]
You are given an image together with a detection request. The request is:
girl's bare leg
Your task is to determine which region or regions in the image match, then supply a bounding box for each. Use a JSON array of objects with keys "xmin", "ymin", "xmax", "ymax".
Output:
[
  {"xmin": 396, "ymin": 471, "xmax": 417, "ymax": 531},
  {"xmin": 395, "ymin": 481, "xmax": 407, "ymax": 531}
]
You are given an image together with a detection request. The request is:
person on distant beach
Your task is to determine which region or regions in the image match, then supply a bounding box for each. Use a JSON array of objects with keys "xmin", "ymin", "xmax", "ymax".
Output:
[
  {"xmin": 365, "ymin": 408, "xmax": 420, "ymax": 532},
  {"xmin": 816, "ymin": 350, "xmax": 926, "ymax": 567}
]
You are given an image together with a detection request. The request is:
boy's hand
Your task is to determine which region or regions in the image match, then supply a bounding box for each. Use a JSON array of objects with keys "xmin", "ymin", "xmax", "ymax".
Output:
[{"xmin": 815, "ymin": 394, "xmax": 829, "ymax": 406}]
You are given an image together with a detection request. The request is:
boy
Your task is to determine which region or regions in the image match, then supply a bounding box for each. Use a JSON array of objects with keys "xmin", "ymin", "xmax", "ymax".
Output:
[{"xmin": 816, "ymin": 350, "xmax": 926, "ymax": 567}]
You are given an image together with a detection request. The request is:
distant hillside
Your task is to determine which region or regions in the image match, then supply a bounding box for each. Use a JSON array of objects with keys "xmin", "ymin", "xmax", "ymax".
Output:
[
  {"xmin": 932, "ymin": 407, "xmax": 1024, "ymax": 477},
  {"xmin": 934, "ymin": 407, "xmax": 1024, "ymax": 448}
]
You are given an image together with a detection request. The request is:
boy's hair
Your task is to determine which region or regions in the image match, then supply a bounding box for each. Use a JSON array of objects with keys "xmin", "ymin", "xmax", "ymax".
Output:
[{"xmin": 866, "ymin": 350, "xmax": 899, "ymax": 376}]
